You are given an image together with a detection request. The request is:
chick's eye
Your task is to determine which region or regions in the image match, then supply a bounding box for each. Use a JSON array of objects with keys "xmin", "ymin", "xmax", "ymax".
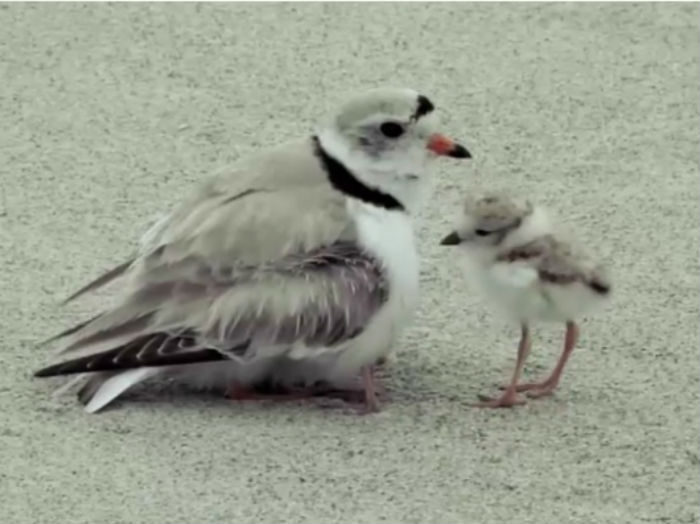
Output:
[
  {"xmin": 475, "ymin": 229, "xmax": 491, "ymax": 236},
  {"xmin": 379, "ymin": 122, "xmax": 405, "ymax": 138}
]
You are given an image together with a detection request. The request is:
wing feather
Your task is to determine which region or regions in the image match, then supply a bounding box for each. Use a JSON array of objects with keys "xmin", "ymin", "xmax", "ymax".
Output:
[
  {"xmin": 35, "ymin": 242, "xmax": 387, "ymax": 376},
  {"xmin": 36, "ymin": 139, "xmax": 386, "ymax": 381},
  {"xmin": 497, "ymin": 235, "xmax": 611, "ymax": 294}
]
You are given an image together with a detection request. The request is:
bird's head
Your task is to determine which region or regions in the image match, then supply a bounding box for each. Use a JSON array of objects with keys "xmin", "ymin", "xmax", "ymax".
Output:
[{"xmin": 316, "ymin": 87, "xmax": 470, "ymax": 212}]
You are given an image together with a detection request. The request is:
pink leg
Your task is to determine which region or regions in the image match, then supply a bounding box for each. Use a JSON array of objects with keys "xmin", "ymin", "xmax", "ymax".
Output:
[
  {"xmin": 473, "ymin": 324, "xmax": 531, "ymax": 408},
  {"xmin": 514, "ymin": 321, "xmax": 579, "ymax": 398},
  {"xmin": 317, "ymin": 366, "xmax": 386, "ymax": 406},
  {"xmin": 361, "ymin": 365, "xmax": 380, "ymax": 413}
]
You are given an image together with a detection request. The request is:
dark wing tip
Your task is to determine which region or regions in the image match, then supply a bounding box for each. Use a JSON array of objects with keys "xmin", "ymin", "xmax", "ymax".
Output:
[
  {"xmin": 34, "ymin": 343, "xmax": 229, "ymax": 378},
  {"xmin": 34, "ymin": 363, "xmax": 64, "ymax": 378}
]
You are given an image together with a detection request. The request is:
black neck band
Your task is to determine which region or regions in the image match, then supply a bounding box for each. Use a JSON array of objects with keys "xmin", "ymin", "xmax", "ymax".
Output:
[{"xmin": 312, "ymin": 136, "xmax": 405, "ymax": 212}]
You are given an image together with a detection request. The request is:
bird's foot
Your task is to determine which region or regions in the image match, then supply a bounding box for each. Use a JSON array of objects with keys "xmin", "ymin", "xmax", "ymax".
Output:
[
  {"xmin": 499, "ymin": 380, "xmax": 557, "ymax": 398},
  {"xmin": 472, "ymin": 389, "xmax": 527, "ymax": 408},
  {"xmin": 224, "ymin": 366, "xmax": 387, "ymax": 413},
  {"xmin": 321, "ymin": 366, "xmax": 385, "ymax": 413},
  {"xmin": 324, "ymin": 372, "xmax": 388, "ymax": 398},
  {"xmin": 317, "ymin": 383, "xmax": 385, "ymax": 413},
  {"xmin": 524, "ymin": 383, "xmax": 557, "ymax": 399}
]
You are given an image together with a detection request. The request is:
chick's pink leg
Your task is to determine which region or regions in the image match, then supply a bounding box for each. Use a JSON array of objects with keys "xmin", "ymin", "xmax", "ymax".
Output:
[
  {"xmin": 474, "ymin": 324, "xmax": 531, "ymax": 408},
  {"xmin": 514, "ymin": 321, "xmax": 579, "ymax": 398}
]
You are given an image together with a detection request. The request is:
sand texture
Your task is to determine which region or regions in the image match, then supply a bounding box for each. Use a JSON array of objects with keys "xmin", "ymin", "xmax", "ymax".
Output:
[{"xmin": 1, "ymin": 3, "xmax": 698, "ymax": 524}]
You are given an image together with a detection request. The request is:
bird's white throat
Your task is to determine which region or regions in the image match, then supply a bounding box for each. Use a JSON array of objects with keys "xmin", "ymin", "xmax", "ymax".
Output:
[{"xmin": 350, "ymin": 199, "xmax": 420, "ymax": 321}]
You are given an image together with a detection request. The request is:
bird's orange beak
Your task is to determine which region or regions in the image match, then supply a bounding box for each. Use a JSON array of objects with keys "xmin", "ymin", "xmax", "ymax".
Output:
[{"xmin": 427, "ymin": 134, "xmax": 471, "ymax": 158}]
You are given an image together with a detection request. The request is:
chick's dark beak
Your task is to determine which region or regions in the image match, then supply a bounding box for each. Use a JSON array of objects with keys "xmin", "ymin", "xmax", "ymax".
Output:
[
  {"xmin": 427, "ymin": 134, "xmax": 472, "ymax": 159},
  {"xmin": 440, "ymin": 231, "xmax": 462, "ymax": 246},
  {"xmin": 449, "ymin": 143, "xmax": 471, "ymax": 158}
]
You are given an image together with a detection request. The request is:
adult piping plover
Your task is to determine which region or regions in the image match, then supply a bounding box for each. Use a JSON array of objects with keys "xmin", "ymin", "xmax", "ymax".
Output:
[
  {"xmin": 440, "ymin": 194, "xmax": 611, "ymax": 408},
  {"xmin": 35, "ymin": 87, "xmax": 471, "ymax": 413}
]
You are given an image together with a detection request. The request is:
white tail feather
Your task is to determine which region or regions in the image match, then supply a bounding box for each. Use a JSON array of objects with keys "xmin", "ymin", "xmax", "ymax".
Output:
[{"xmin": 84, "ymin": 368, "xmax": 160, "ymax": 414}]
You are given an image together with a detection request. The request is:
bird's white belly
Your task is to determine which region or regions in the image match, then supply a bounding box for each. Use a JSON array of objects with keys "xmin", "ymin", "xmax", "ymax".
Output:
[
  {"xmin": 355, "ymin": 205, "xmax": 419, "ymax": 315},
  {"xmin": 474, "ymin": 262, "xmax": 598, "ymax": 323},
  {"xmin": 327, "ymin": 203, "xmax": 419, "ymax": 380},
  {"xmin": 472, "ymin": 262, "xmax": 554, "ymax": 322}
]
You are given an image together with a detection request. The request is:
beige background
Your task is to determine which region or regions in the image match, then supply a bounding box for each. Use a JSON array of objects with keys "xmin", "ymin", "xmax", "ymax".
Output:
[{"xmin": 1, "ymin": 3, "xmax": 698, "ymax": 524}]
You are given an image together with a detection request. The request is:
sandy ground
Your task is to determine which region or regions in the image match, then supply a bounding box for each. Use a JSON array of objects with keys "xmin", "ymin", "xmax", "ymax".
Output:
[{"xmin": 1, "ymin": 3, "xmax": 698, "ymax": 524}]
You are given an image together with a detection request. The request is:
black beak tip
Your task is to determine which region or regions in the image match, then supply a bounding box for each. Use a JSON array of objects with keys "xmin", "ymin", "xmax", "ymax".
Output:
[
  {"xmin": 449, "ymin": 144, "xmax": 471, "ymax": 159},
  {"xmin": 440, "ymin": 231, "xmax": 462, "ymax": 246}
]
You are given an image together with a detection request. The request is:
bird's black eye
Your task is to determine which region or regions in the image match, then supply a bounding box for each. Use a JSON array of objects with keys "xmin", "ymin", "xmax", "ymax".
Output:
[
  {"xmin": 475, "ymin": 229, "xmax": 491, "ymax": 236},
  {"xmin": 379, "ymin": 122, "xmax": 405, "ymax": 139}
]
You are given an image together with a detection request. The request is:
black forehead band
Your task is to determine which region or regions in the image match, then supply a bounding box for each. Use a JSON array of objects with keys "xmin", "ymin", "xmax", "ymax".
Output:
[{"xmin": 412, "ymin": 95, "xmax": 435, "ymax": 121}]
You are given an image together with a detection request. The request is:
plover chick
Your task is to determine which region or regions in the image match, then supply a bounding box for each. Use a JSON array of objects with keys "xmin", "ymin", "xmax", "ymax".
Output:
[{"xmin": 440, "ymin": 193, "xmax": 611, "ymax": 408}]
